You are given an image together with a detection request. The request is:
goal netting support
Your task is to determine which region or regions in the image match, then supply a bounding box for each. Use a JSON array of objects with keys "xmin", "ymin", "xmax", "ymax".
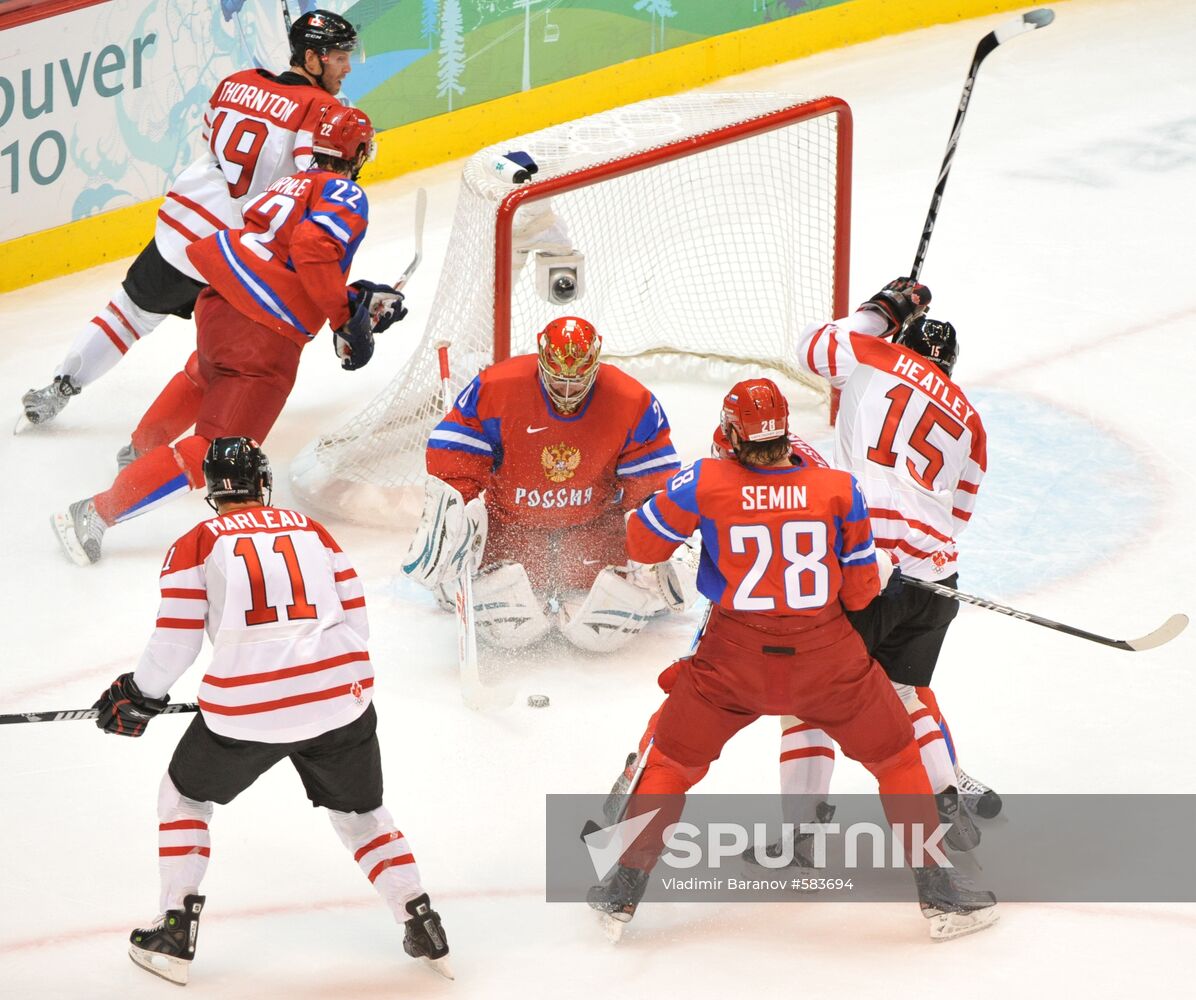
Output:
[{"xmin": 291, "ymin": 92, "xmax": 852, "ymax": 525}]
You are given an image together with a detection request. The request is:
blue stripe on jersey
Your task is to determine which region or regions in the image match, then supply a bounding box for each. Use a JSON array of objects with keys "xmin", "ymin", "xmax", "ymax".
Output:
[
  {"xmin": 617, "ymin": 444, "xmax": 681, "ymax": 477},
  {"xmin": 455, "ymin": 377, "xmax": 483, "ymax": 420},
  {"xmin": 310, "ymin": 212, "xmax": 352, "ymax": 244},
  {"xmin": 664, "ymin": 461, "xmax": 702, "ymax": 515},
  {"xmin": 695, "ymin": 514, "xmax": 727, "ymax": 603},
  {"xmin": 629, "ymin": 394, "xmax": 670, "ymax": 445},
  {"xmin": 637, "ymin": 499, "xmax": 687, "ymax": 543},
  {"xmin": 216, "ymin": 232, "xmax": 311, "ymax": 337},
  {"xmin": 428, "ymin": 425, "xmax": 493, "ymax": 457}
]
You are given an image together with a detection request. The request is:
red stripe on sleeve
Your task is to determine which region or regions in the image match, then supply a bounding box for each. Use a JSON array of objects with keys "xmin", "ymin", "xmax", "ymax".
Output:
[
  {"xmin": 957, "ymin": 480, "xmax": 980, "ymax": 495},
  {"xmin": 342, "ymin": 596, "xmax": 366, "ymax": 610},
  {"xmin": 156, "ymin": 617, "xmax": 205, "ymax": 629},
  {"xmin": 161, "ymin": 588, "xmax": 206, "ymax": 599},
  {"xmin": 159, "ymin": 820, "xmax": 208, "ymax": 831},
  {"xmin": 334, "ymin": 569, "xmax": 357, "ymax": 582},
  {"xmin": 159, "ymin": 846, "xmax": 211, "ymax": 857}
]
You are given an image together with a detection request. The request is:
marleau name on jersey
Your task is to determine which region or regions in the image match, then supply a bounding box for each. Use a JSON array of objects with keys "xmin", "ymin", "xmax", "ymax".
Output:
[{"xmin": 203, "ymin": 508, "xmax": 310, "ymax": 535}]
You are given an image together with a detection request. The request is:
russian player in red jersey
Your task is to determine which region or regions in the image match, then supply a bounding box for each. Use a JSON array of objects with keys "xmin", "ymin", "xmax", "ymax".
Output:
[
  {"xmin": 585, "ymin": 378, "xmax": 997, "ymax": 940},
  {"xmin": 402, "ymin": 316, "xmax": 687, "ymax": 651},
  {"xmin": 91, "ymin": 439, "xmax": 450, "ymax": 985},
  {"xmin": 51, "ymin": 106, "xmax": 405, "ymax": 566},
  {"xmin": 21, "ymin": 10, "xmax": 355, "ymax": 431}
]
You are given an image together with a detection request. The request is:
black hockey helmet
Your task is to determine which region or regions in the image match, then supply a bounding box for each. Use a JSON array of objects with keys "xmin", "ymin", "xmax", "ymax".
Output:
[
  {"xmin": 288, "ymin": 9, "xmax": 359, "ymax": 66},
  {"xmin": 203, "ymin": 437, "xmax": 272, "ymax": 511},
  {"xmin": 896, "ymin": 317, "xmax": 959, "ymax": 377}
]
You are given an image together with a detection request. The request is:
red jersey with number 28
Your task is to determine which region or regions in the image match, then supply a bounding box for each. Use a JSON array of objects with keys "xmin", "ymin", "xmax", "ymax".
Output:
[
  {"xmin": 129, "ymin": 506, "xmax": 372, "ymax": 744},
  {"xmin": 187, "ymin": 168, "xmax": 367, "ymax": 344},
  {"xmin": 797, "ymin": 310, "xmax": 986, "ymax": 580},
  {"xmin": 627, "ymin": 457, "xmax": 882, "ymax": 615}
]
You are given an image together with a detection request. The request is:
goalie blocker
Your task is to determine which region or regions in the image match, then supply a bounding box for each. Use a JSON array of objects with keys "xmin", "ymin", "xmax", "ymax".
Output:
[{"xmin": 402, "ymin": 477, "xmax": 693, "ymax": 652}]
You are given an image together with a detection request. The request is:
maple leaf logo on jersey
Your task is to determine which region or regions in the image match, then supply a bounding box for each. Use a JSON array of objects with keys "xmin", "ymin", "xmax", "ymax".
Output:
[
  {"xmin": 542, "ymin": 443, "xmax": 581, "ymax": 483},
  {"xmin": 350, "ymin": 681, "xmax": 364, "ymax": 704}
]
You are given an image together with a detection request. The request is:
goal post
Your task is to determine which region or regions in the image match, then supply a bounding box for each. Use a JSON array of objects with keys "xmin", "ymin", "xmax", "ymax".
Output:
[{"xmin": 291, "ymin": 92, "xmax": 852, "ymax": 526}]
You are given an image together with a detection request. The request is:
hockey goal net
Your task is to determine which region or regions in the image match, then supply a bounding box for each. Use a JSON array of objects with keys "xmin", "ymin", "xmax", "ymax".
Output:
[{"xmin": 291, "ymin": 92, "xmax": 852, "ymax": 525}]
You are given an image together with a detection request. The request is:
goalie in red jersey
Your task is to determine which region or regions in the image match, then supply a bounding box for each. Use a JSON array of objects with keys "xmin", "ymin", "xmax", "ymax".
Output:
[{"xmin": 402, "ymin": 316, "xmax": 690, "ymax": 652}]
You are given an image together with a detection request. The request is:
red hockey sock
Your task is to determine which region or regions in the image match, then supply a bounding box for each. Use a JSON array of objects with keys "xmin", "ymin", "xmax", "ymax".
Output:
[
  {"xmin": 131, "ymin": 352, "xmax": 204, "ymax": 454},
  {"xmin": 93, "ymin": 436, "xmax": 207, "ymax": 525}
]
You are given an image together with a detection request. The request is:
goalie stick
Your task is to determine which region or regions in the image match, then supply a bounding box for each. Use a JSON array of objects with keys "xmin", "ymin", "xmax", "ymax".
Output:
[
  {"xmin": 903, "ymin": 577, "xmax": 1188, "ymax": 652},
  {"xmin": 435, "ymin": 342, "xmax": 514, "ymax": 711},
  {"xmin": 1, "ymin": 703, "xmax": 198, "ymax": 726},
  {"xmin": 910, "ymin": 8, "xmax": 1054, "ymax": 280}
]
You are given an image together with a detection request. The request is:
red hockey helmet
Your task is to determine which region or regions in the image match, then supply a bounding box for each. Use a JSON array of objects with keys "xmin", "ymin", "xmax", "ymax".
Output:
[
  {"xmin": 536, "ymin": 316, "xmax": 602, "ymax": 412},
  {"xmin": 720, "ymin": 378, "xmax": 789, "ymax": 445},
  {"xmin": 312, "ymin": 106, "xmax": 375, "ymax": 166}
]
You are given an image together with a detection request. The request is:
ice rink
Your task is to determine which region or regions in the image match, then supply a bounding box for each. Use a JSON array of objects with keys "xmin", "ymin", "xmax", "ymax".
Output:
[{"xmin": 2, "ymin": 0, "xmax": 1194, "ymax": 996}]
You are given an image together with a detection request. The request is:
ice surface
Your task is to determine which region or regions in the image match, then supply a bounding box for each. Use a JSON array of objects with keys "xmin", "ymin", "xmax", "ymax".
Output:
[{"xmin": 2, "ymin": 1, "xmax": 1194, "ymax": 996}]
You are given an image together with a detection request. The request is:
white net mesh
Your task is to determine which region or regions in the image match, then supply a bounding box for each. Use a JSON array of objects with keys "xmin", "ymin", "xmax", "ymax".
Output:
[{"xmin": 291, "ymin": 92, "xmax": 849, "ymax": 525}]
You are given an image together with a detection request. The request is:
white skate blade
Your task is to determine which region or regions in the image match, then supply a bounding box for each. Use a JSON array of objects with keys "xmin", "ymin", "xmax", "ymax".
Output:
[
  {"xmin": 129, "ymin": 944, "xmax": 190, "ymax": 985},
  {"xmin": 13, "ymin": 412, "xmax": 31, "ymax": 435},
  {"xmin": 598, "ymin": 911, "xmax": 630, "ymax": 943},
  {"xmin": 421, "ymin": 955, "xmax": 455, "ymax": 980},
  {"xmin": 927, "ymin": 905, "xmax": 1000, "ymax": 941},
  {"xmin": 50, "ymin": 511, "xmax": 92, "ymax": 566}
]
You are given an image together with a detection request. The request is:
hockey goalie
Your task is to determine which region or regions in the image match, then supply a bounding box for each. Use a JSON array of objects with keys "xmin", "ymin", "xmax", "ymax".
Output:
[{"xmin": 402, "ymin": 316, "xmax": 691, "ymax": 652}]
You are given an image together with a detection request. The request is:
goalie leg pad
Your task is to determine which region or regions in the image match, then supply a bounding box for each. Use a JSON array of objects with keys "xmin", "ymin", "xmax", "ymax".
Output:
[
  {"xmin": 402, "ymin": 477, "xmax": 488, "ymax": 589},
  {"xmin": 472, "ymin": 562, "xmax": 550, "ymax": 649},
  {"xmin": 559, "ymin": 567, "xmax": 662, "ymax": 653}
]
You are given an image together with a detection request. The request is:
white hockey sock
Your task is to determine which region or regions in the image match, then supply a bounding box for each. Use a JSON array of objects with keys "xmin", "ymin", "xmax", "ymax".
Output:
[
  {"xmin": 329, "ymin": 806, "xmax": 424, "ymax": 922},
  {"xmin": 157, "ymin": 773, "xmax": 214, "ymax": 913},
  {"xmin": 892, "ymin": 684, "xmax": 956, "ymax": 793},
  {"xmin": 55, "ymin": 288, "xmax": 167, "ymax": 388},
  {"xmin": 778, "ymin": 716, "xmax": 835, "ymax": 827}
]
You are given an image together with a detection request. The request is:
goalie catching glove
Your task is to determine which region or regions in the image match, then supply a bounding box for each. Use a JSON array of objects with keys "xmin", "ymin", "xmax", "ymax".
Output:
[
  {"xmin": 858, "ymin": 277, "xmax": 931, "ymax": 339},
  {"xmin": 402, "ymin": 477, "xmax": 488, "ymax": 588},
  {"xmin": 92, "ymin": 672, "xmax": 169, "ymax": 737}
]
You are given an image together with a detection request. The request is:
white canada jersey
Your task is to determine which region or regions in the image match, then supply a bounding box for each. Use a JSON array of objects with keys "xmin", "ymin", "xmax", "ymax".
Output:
[
  {"xmin": 154, "ymin": 69, "xmax": 342, "ymax": 281},
  {"xmin": 796, "ymin": 310, "xmax": 986, "ymax": 580},
  {"xmin": 132, "ymin": 505, "xmax": 372, "ymax": 743}
]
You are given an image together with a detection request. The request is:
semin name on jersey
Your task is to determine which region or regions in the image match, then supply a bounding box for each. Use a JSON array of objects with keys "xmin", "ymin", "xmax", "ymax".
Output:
[{"xmin": 741, "ymin": 484, "xmax": 808, "ymax": 511}]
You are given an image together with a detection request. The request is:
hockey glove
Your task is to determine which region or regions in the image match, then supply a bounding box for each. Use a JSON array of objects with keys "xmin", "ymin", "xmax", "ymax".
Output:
[
  {"xmin": 93, "ymin": 672, "xmax": 169, "ymax": 737},
  {"xmin": 876, "ymin": 553, "xmax": 904, "ymax": 599},
  {"xmin": 858, "ymin": 277, "xmax": 931, "ymax": 339},
  {"xmin": 349, "ymin": 279, "xmax": 407, "ymax": 334},
  {"xmin": 333, "ymin": 296, "xmax": 375, "ymax": 371}
]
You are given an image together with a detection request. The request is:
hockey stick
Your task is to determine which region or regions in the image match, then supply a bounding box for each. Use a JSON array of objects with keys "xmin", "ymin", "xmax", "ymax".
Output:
[
  {"xmin": 396, "ymin": 187, "xmax": 427, "ymax": 291},
  {"xmin": 0, "ymin": 703, "xmax": 198, "ymax": 726},
  {"xmin": 580, "ymin": 738, "xmax": 655, "ymax": 841},
  {"xmin": 903, "ymin": 577, "xmax": 1188, "ymax": 652},
  {"xmin": 910, "ymin": 8, "xmax": 1054, "ymax": 280},
  {"xmin": 435, "ymin": 343, "xmax": 513, "ymax": 711},
  {"xmin": 280, "ymin": 0, "xmax": 292, "ymax": 33}
]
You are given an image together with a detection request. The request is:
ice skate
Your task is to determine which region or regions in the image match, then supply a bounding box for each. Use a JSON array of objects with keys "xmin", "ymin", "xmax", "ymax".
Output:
[
  {"xmin": 741, "ymin": 801, "xmax": 836, "ymax": 879},
  {"xmin": 956, "ymin": 767, "xmax": 1003, "ymax": 819},
  {"xmin": 18, "ymin": 375, "xmax": 80, "ymax": 431},
  {"xmin": 587, "ymin": 863, "xmax": 650, "ymax": 943},
  {"xmin": 914, "ymin": 866, "xmax": 999, "ymax": 941},
  {"xmin": 936, "ymin": 785, "xmax": 981, "ymax": 852},
  {"xmin": 402, "ymin": 893, "xmax": 453, "ymax": 980},
  {"xmin": 51, "ymin": 498, "xmax": 109, "ymax": 566},
  {"xmin": 128, "ymin": 894, "xmax": 205, "ymax": 985},
  {"xmin": 116, "ymin": 441, "xmax": 141, "ymax": 470}
]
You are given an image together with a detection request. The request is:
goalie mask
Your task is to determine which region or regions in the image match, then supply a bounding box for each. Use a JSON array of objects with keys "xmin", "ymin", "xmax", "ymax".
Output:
[
  {"xmin": 203, "ymin": 437, "xmax": 273, "ymax": 511},
  {"xmin": 719, "ymin": 378, "xmax": 790, "ymax": 447},
  {"xmin": 537, "ymin": 316, "xmax": 601, "ymax": 413},
  {"xmin": 897, "ymin": 317, "xmax": 958, "ymax": 377}
]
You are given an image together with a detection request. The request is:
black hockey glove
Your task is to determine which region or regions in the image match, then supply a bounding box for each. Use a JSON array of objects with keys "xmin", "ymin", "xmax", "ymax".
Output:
[
  {"xmin": 858, "ymin": 277, "xmax": 931, "ymax": 339},
  {"xmin": 349, "ymin": 279, "xmax": 407, "ymax": 334},
  {"xmin": 334, "ymin": 296, "xmax": 376, "ymax": 371},
  {"xmin": 93, "ymin": 672, "xmax": 169, "ymax": 737}
]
